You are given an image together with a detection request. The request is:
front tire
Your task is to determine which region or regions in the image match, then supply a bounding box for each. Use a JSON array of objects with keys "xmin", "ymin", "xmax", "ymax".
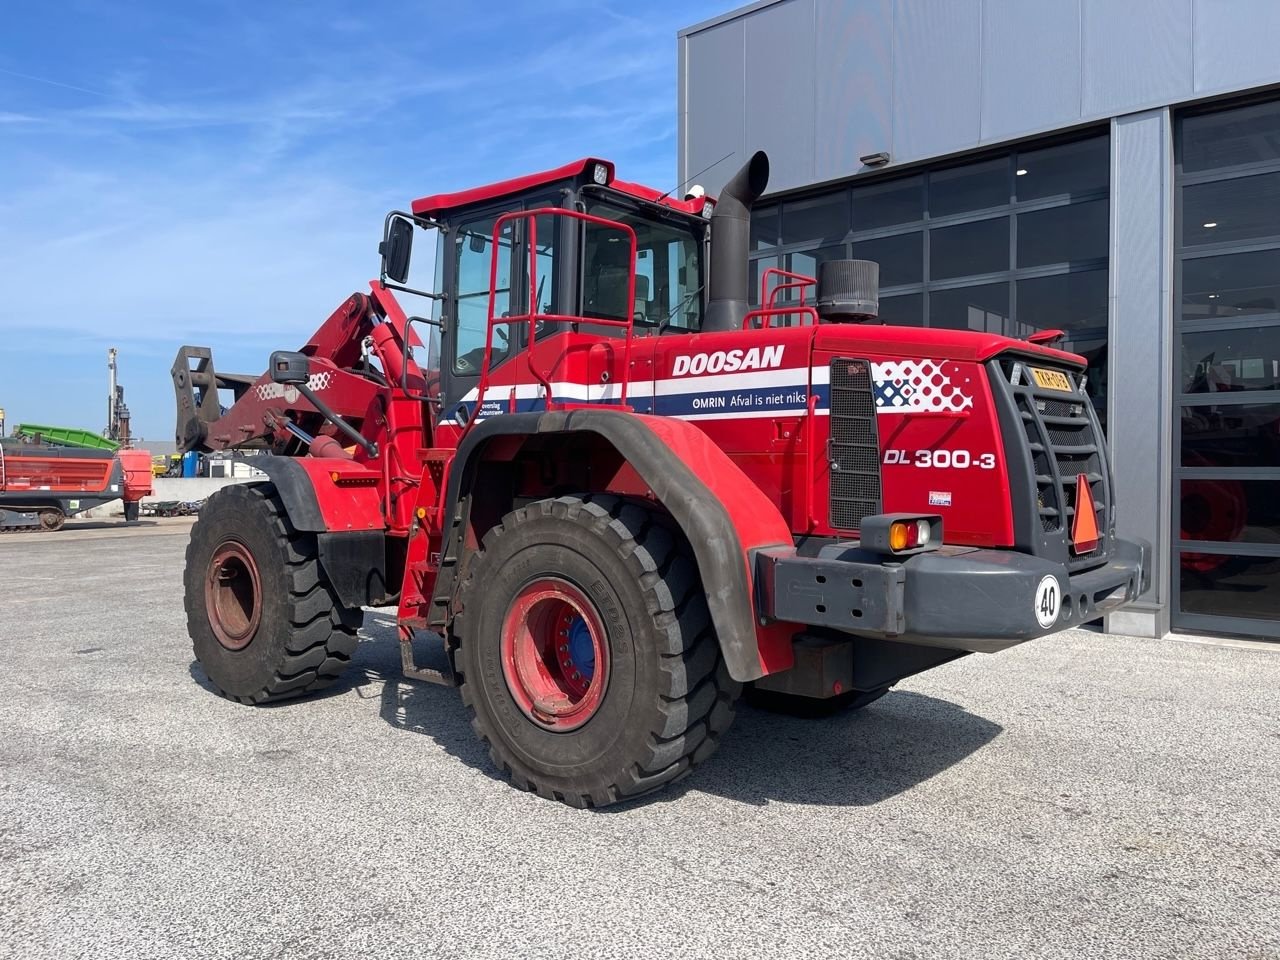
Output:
[
  {"xmin": 451, "ymin": 495, "xmax": 740, "ymax": 808},
  {"xmin": 184, "ymin": 483, "xmax": 362, "ymax": 704}
]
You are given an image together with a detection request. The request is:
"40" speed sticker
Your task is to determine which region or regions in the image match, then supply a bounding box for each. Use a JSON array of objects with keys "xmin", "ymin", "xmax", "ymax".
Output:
[{"xmin": 1034, "ymin": 575, "xmax": 1061, "ymax": 628}]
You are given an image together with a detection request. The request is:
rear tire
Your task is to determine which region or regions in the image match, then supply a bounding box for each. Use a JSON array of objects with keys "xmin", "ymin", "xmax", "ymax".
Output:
[
  {"xmin": 184, "ymin": 483, "xmax": 362, "ymax": 704},
  {"xmin": 451, "ymin": 494, "xmax": 740, "ymax": 808}
]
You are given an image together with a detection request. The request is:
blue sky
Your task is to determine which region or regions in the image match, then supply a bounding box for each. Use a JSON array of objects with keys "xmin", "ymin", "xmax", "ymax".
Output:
[{"xmin": 0, "ymin": 0, "xmax": 727, "ymax": 444}]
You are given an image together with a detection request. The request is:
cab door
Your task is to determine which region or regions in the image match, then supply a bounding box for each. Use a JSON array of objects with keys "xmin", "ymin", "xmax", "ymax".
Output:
[{"xmin": 439, "ymin": 194, "xmax": 563, "ymax": 420}]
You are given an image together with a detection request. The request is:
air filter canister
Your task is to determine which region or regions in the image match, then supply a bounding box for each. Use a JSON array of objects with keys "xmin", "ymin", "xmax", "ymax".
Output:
[{"xmin": 816, "ymin": 259, "xmax": 879, "ymax": 323}]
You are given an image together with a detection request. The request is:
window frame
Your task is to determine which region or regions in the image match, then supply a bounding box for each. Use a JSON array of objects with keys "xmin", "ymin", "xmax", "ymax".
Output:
[
  {"xmin": 1172, "ymin": 93, "xmax": 1280, "ymax": 636},
  {"xmin": 439, "ymin": 191, "xmax": 566, "ymax": 407},
  {"xmin": 578, "ymin": 190, "xmax": 708, "ymax": 334}
]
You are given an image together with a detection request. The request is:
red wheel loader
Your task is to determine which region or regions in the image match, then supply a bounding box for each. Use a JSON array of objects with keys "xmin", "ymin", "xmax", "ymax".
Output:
[{"xmin": 174, "ymin": 153, "xmax": 1149, "ymax": 807}]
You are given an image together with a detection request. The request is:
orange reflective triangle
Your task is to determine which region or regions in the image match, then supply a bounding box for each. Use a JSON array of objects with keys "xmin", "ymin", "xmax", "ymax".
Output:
[{"xmin": 1071, "ymin": 473, "xmax": 1099, "ymax": 555}]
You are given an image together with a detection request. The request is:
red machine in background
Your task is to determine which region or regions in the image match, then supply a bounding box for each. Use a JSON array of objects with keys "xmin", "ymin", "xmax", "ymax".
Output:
[
  {"xmin": 173, "ymin": 152, "xmax": 1148, "ymax": 807},
  {"xmin": 0, "ymin": 439, "xmax": 151, "ymax": 532}
]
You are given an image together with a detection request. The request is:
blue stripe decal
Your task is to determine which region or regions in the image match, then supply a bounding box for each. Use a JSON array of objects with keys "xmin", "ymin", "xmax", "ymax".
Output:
[{"xmin": 443, "ymin": 383, "xmax": 833, "ymax": 423}]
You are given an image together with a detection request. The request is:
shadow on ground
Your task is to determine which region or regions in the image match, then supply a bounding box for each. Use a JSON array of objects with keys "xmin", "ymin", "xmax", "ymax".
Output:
[
  {"xmin": 202, "ymin": 612, "xmax": 1004, "ymax": 808},
  {"xmin": 0, "ymin": 519, "xmax": 162, "ymax": 538}
]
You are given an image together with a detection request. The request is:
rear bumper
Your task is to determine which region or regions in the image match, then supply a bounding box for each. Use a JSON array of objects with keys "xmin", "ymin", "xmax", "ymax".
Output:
[{"xmin": 758, "ymin": 537, "xmax": 1151, "ymax": 653}]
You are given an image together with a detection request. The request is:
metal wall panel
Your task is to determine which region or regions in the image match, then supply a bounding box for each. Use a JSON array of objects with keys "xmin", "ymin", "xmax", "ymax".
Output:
[
  {"xmin": 681, "ymin": 0, "xmax": 1280, "ymax": 190},
  {"xmin": 682, "ymin": 17, "xmax": 747, "ymax": 195},
  {"xmin": 1081, "ymin": 0, "xmax": 1193, "ymax": 117},
  {"xmin": 745, "ymin": 0, "xmax": 816, "ymax": 192},
  {"xmin": 1107, "ymin": 109, "xmax": 1173, "ymax": 637},
  {"xmin": 1193, "ymin": 0, "xmax": 1280, "ymax": 94},
  {"xmin": 980, "ymin": 0, "xmax": 1082, "ymax": 142},
  {"xmin": 813, "ymin": 0, "xmax": 894, "ymax": 184},
  {"xmin": 891, "ymin": 0, "xmax": 983, "ymax": 160}
]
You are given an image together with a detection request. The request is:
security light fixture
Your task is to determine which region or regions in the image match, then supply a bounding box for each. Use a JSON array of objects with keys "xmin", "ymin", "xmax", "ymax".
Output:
[
  {"xmin": 1203, "ymin": 221, "xmax": 1218, "ymax": 228},
  {"xmin": 859, "ymin": 151, "xmax": 891, "ymax": 167},
  {"xmin": 1016, "ymin": 168, "xmax": 1028, "ymax": 176}
]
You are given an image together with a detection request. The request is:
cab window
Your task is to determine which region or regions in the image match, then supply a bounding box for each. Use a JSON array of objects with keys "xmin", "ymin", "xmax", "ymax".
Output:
[
  {"xmin": 583, "ymin": 201, "xmax": 703, "ymax": 332},
  {"xmin": 453, "ymin": 214, "xmax": 511, "ymax": 375},
  {"xmin": 454, "ymin": 209, "xmax": 561, "ymax": 374}
]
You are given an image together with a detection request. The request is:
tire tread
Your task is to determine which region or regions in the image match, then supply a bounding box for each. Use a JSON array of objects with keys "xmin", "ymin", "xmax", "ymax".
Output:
[
  {"xmin": 185, "ymin": 483, "xmax": 362, "ymax": 705},
  {"xmin": 452, "ymin": 493, "xmax": 740, "ymax": 807}
]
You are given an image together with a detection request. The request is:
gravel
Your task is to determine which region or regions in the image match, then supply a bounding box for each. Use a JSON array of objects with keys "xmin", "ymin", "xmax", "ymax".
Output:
[{"xmin": 1, "ymin": 519, "xmax": 1277, "ymax": 959}]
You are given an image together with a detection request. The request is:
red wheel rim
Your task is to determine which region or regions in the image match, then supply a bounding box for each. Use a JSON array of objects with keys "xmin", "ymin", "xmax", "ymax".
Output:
[
  {"xmin": 500, "ymin": 578, "xmax": 610, "ymax": 732},
  {"xmin": 206, "ymin": 540, "xmax": 262, "ymax": 651}
]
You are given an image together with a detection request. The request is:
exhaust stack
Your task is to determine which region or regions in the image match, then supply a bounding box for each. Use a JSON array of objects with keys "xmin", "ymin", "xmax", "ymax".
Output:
[{"xmin": 704, "ymin": 151, "xmax": 770, "ymax": 332}]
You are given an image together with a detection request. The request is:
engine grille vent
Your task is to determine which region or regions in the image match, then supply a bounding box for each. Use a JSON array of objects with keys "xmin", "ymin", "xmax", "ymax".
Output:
[
  {"xmin": 1008, "ymin": 366, "xmax": 1109, "ymax": 568},
  {"xmin": 828, "ymin": 357, "xmax": 882, "ymax": 530}
]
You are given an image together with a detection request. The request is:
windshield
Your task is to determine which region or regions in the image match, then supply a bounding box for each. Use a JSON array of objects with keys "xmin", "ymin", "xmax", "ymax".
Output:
[{"xmin": 583, "ymin": 199, "xmax": 704, "ymax": 332}]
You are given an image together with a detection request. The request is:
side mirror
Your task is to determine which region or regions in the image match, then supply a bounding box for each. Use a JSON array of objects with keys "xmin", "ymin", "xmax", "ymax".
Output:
[
  {"xmin": 380, "ymin": 216, "xmax": 414, "ymax": 284},
  {"xmin": 269, "ymin": 350, "xmax": 309, "ymax": 385},
  {"xmin": 400, "ymin": 316, "xmax": 439, "ymax": 402}
]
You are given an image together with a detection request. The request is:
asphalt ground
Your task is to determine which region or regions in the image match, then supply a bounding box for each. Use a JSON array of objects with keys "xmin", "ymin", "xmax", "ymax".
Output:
[{"xmin": 1, "ymin": 519, "xmax": 1277, "ymax": 959}]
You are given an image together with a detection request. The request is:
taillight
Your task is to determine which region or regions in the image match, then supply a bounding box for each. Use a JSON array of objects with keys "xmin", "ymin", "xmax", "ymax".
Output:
[
  {"xmin": 889, "ymin": 518, "xmax": 932, "ymax": 551},
  {"xmin": 861, "ymin": 514, "xmax": 944, "ymax": 556}
]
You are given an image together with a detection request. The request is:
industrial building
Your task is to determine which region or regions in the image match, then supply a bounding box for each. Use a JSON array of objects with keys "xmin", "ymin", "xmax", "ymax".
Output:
[{"xmin": 679, "ymin": 0, "xmax": 1280, "ymax": 641}]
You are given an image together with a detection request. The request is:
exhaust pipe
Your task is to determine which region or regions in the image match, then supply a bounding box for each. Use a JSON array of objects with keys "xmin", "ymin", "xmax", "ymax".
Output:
[{"xmin": 704, "ymin": 151, "xmax": 770, "ymax": 332}]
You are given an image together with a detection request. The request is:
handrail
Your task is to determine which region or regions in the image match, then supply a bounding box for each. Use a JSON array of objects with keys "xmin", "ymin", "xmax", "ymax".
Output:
[
  {"xmin": 459, "ymin": 207, "xmax": 638, "ymax": 441},
  {"xmin": 761, "ymin": 267, "xmax": 815, "ymax": 309},
  {"xmin": 742, "ymin": 304, "xmax": 822, "ymax": 330},
  {"xmin": 745, "ymin": 267, "xmax": 818, "ymax": 329}
]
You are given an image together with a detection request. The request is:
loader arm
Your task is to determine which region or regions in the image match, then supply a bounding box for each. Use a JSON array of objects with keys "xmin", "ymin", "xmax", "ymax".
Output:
[{"xmin": 172, "ymin": 293, "xmax": 388, "ymax": 454}]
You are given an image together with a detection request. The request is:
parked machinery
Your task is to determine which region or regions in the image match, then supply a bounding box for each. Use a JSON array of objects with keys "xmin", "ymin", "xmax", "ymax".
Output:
[
  {"xmin": 0, "ymin": 425, "xmax": 151, "ymax": 532},
  {"xmin": 174, "ymin": 153, "xmax": 1149, "ymax": 806}
]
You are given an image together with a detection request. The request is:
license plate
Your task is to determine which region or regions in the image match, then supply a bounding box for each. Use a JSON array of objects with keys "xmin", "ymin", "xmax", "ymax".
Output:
[{"xmin": 1031, "ymin": 367, "xmax": 1073, "ymax": 393}]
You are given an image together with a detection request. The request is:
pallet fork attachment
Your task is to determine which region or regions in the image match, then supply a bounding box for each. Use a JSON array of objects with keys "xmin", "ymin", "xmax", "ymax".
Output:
[{"xmin": 171, "ymin": 345, "xmax": 260, "ymax": 453}]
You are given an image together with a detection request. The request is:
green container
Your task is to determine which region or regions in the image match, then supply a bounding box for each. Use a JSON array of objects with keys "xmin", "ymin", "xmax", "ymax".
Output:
[{"xmin": 13, "ymin": 423, "xmax": 120, "ymax": 451}]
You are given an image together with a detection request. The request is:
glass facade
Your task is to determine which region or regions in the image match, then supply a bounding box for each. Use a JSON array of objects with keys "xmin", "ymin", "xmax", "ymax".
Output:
[
  {"xmin": 1174, "ymin": 97, "xmax": 1280, "ymax": 636},
  {"xmin": 748, "ymin": 133, "xmax": 1111, "ymax": 424}
]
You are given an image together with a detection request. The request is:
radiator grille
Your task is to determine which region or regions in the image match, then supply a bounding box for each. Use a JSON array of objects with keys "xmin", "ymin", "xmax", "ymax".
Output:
[
  {"xmin": 828, "ymin": 357, "xmax": 882, "ymax": 530},
  {"xmin": 1007, "ymin": 367, "xmax": 1109, "ymax": 568}
]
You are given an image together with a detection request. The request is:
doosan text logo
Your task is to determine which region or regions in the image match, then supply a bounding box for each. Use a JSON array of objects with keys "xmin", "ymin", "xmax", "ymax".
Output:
[{"xmin": 671, "ymin": 345, "xmax": 785, "ymax": 376}]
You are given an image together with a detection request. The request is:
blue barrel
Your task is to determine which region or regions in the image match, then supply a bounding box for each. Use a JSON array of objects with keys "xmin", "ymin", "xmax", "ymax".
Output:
[{"xmin": 182, "ymin": 450, "xmax": 199, "ymax": 478}]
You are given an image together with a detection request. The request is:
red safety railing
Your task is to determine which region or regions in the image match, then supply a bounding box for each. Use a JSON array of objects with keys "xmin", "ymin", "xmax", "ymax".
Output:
[
  {"xmin": 460, "ymin": 207, "xmax": 638, "ymax": 440},
  {"xmin": 742, "ymin": 266, "xmax": 820, "ymax": 329}
]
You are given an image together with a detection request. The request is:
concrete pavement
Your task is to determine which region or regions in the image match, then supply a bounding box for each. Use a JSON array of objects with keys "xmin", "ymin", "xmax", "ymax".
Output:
[{"xmin": 1, "ymin": 521, "xmax": 1276, "ymax": 959}]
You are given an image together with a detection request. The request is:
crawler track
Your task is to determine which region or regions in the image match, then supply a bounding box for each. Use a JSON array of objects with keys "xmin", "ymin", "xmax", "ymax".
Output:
[{"xmin": 0, "ymin": 508, "xmax": 64, "ymax": 534}]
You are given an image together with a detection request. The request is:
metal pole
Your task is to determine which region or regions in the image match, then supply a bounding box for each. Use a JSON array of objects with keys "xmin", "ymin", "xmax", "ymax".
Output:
[{"xmin": 107, "ymin": 348, "xmax": 118, "ymax": 439}]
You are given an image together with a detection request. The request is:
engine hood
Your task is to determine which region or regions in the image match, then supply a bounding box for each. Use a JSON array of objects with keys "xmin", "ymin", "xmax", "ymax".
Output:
[{"xmin": 811, "ymin": 323, "xmax": 1086, "ymax": 368}]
